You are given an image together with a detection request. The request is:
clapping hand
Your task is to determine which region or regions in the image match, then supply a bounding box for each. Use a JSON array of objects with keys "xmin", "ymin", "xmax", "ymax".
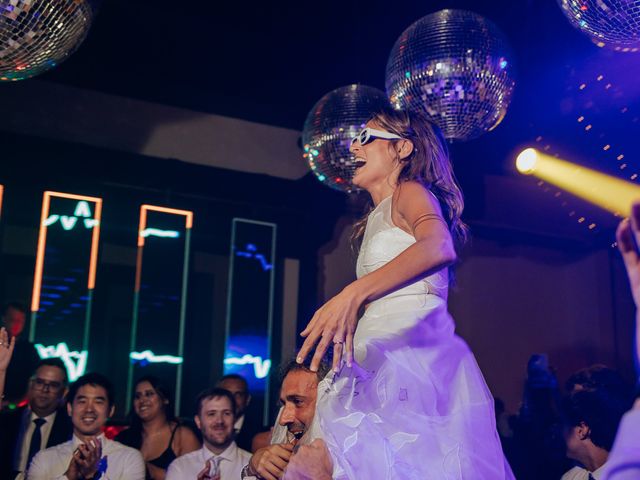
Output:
[
  {"xmin": 297, "ymin": 285, "xmax": 364, "ymax": 372},
  {"xmin": 0, "ymin": 327, "xmax": 15, "ymax": 372},
  {"xmin": 66, "ymin": 438, "xmax": 102, "ymax": 480},
  {"xmin": 617, "ymin": 203, "xmax": 640, "ymax": 307}
]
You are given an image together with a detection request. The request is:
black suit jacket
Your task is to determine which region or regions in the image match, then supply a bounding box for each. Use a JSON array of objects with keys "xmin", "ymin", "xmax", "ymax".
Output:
[
  {"xmin": 0, "ymin": 406, "xmax": 73, "ymax": 480},
  {"xmin": 234, "ymin": 409, "xmax": 266, "ymax": 452}
]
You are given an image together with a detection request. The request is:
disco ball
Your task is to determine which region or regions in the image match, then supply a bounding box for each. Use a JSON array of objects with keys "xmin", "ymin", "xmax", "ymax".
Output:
[
  {"xmin": 386, "ymin": 9, "xmax": 516, "ymax": 142},
  {"xmin": 0, "ymin": 0, "xmax": 94, "ymax": 82},
  {"xmin": 302, "ymin": 84, "xmax": 389, "ymax": 193},
  {"xmin": 558, "ymin": 0, "xmax": 640, "ymax": 52}
]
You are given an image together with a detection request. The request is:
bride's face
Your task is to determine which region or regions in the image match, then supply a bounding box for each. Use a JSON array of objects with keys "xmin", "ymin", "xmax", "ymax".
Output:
[{"xmin": 350, "ymin": 121, "xmax": 403, "ymax": 191}]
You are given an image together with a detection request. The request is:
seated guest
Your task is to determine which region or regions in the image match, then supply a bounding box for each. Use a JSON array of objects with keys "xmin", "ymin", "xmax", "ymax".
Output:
[
  {"xmin": 116, "ymin": 375, "xmax": 200, "ymax": 479},
  {"xmin": 241, "ymin": 359, "xmax": 329, "ymax": 480},
  {"xmin": 561, "ymin": 388, "xmax": 629, "ymax": 480},
  {"xmin": 27, "ymin": 372, "xmax": 145, "ymax": 479},
  {"xmin": 0, "ymin": 358, "xmax": 73, "ymax": 479},
  {"xmin": 166, "ymin": 387, "xmax": 250, "ymax": 479},
  {"xmin": 216, "ymin": 374, "xmax": 262, "ymax": 452},
  {"xmin": 1, "ymin": 301, "xmax": 40, "ymax": 405},
  {"xmin": 600, "ymin": 205, "xmax": 640, "ymax": 479}
]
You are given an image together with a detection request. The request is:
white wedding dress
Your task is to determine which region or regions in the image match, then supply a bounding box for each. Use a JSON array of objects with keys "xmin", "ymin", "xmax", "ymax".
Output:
[{"xmin": 295, "ymin": 195, "xmax": 514, "ymax": 479}]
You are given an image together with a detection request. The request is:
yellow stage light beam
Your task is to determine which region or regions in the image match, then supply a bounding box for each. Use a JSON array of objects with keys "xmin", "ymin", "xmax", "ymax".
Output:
[{"xmin": 515, "ymin": 148, "xmax": 640, "ymax": 217}]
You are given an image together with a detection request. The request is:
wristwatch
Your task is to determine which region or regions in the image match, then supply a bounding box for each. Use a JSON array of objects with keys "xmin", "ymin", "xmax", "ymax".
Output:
[{"xmin": 241, "ymin": 463, "xmax": 258, "ymax": 479}]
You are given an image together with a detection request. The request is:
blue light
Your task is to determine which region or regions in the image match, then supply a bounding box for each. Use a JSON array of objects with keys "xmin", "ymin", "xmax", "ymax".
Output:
[
  {"xmin": 236, "ymin": 243, "xmax": 273, "ymax": 271},
  {"xmin": 499, "ymin": 59, "xmax": 508, "ymax": 69}
]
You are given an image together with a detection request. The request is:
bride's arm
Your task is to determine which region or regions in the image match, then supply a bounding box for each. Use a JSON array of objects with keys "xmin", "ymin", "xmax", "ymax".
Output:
[{"xmin": 298, "ymin": 181, "xmax": 457, "ymax": 372}]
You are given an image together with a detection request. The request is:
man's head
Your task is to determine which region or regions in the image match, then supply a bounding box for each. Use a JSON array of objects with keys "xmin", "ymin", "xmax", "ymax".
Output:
[
  {"xmin": 1, "ymin": 301, "xmax": 26, "ymax": 338},
  {"xmin": 278, "ymin": 359, "xmax": 329, "ymax": 441},
  {"xmin": 194, "ymin": 387, "xmax": 237, "ymax": 454},
  {"xmin": 66, "ymin": 373, "xmax": 115, "ymax": 439},
  {"xmin": 29, "ymin": 358, "xmax": 68, "ymax": 417},
  {"xmin": 562, "ymin": 389, "xmax": 627, "ymax": 463},
  {"xmin": 217, "ymin": 374, "xmax": 251, "ymax": 418}
]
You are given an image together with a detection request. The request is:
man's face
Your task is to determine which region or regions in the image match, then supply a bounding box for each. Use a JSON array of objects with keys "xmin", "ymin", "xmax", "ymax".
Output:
[
  {"xmin": 3, "ymin": 307, "xmax": 26, "ymax": 337},
  {"xmin": 67, "ymin": 384, "xmax": 114, "ymax": 438},
  {"xmin": 278, "ymin": 369, "xmax": 319, "ymax": 440},
  {"xmin": 29, "ymin": 365, "xmax": 67, "ymax": 416},
  {"xmin": 195, "ymin": 395, "xmax": 235, "ymax": 452},
  {"xmin": 219, "ymin": 378, "xmax": 251, "ymax": 416}
]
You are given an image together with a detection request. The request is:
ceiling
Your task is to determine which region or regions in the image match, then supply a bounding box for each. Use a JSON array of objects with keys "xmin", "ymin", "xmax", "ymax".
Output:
[{"xmin": 21, "ymin": 0, "xmax": 640, "ymax": 244}]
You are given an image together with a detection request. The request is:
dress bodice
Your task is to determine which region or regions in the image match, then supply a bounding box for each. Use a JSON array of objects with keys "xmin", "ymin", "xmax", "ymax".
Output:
[{"xmin": 355, "ymin": 195, "xmax": 449, "ymax": 300}]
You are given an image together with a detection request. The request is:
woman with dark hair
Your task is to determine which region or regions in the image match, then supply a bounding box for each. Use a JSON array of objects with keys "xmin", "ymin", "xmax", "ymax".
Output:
[
  {"xmin": 293, "ymin": 107, "xmax": 514, "ymax": 479},
  {"xmin": 116, "ymin": 376, "xmax": 200, "ymax": 479}
]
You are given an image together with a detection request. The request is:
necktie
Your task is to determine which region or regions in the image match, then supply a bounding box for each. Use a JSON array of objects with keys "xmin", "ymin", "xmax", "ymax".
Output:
[
  {"xmin": 26, "ymin": 418, "xmax": 46, "ymax": 468},
  {"xmin": 212, "ymin": 456, "xmax": 222, "ymax": 479}
]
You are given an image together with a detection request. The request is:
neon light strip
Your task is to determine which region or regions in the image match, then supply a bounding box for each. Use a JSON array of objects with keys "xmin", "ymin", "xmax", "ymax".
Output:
[
  {"xmin": 225, "ymin": 219, "xmax": 277, "ymax": 425},
  {"xmin": 30, "ymin": 192, "xmax": 102, "ymax": 344},
  {"xmin": 130, "ymin": 350, "xmax": 184, "ymax": 364},
  {"xmin": 0, "ymin": 184, "xmax": 4, "ymax": 220},
  {"xmin": 127, "ymin": 204, "xmax": 193, "ymax": 414},
  {"xmin": 35, "ymin": 342, "xmax": 88, "ymax": 382},
  {"xmin": 224, "ymin": 355, "xmax": 272, "ymax": 379},
  {"xmin": 141, "ymin": 228, "xmax": 180, "ymax": 238}
]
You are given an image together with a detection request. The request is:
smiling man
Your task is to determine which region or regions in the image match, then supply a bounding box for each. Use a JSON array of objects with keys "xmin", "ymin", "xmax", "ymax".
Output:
[
  {"xmin": 27, "ymin": 373, "xmax": 145, "ymax": 480},
  {"xmin": 166, "ymin": 387, "xmax": 251, "ymax": 480},
  {"xmin": 241, "ymin": 359, "xmax": 329, "ymax": 480}
]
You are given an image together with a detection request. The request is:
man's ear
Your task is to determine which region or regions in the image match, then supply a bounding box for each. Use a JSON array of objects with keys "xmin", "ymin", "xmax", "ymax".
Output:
[
  {"xmin": 67, "ymin": 401, "xmax": 72, "ymax": 417},
  {"xmin": 577, "ymin": 422, "xmax": 591, "ymax": 440},
  {"xmin": 194, "ymin": 414, "xmax": 201, "ymax": 430},
  {"xmin": 109, "ymin": 405, "xmax": 116, "ymax": 419},
  {"xmin": 397, "ymin": 139, "xmax": 414, "ymax": 161},
  {"xmin": 246, "ymin": 394, "xmax": 252, "ymax": 407}
]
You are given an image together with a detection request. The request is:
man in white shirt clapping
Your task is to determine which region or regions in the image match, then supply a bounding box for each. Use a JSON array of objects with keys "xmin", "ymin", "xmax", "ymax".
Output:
[
  {"xmin": 27, "ymin": 372, "xmax": 145, "ymax": 480},
  {"xmin": 166, "ymin": 387, "xmax": 250, "ymax": 479}
]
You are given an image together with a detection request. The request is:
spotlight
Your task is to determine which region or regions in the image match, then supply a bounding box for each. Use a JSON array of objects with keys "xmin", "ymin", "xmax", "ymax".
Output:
[
  {"xmin": 516, "ymin": 148, "xmax": 538, "ymax": 174},
  {"xmin": 515, "ymin": 148, "xmax": 640, "ymax": 217}
]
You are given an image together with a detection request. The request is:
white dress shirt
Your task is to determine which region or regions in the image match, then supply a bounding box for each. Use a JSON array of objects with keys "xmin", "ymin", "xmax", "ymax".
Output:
[
  {"xmin": 26, "ymin": 433, "xmax": 145, "ymax": 480},
  {"xmin": 166, "ymin": 442, "xmax": 251, "ymax": 480},
  {"xmin": 15, "ymin": 410, "xmax": 58, "ymax": 474},
  {"xmin": 561, "ymin": 464, "xmax": 606, "ymax": 480}
]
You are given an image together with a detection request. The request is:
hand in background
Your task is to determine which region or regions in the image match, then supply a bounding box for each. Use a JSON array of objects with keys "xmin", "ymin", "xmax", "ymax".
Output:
[{"xmin": 0, "ymin": 327, "xmax": 15, "ymax": 372}]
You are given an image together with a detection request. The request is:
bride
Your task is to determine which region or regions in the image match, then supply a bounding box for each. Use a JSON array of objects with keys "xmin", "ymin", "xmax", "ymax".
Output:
[{"xmin": 292, "ymin": 107, "xmax": 514, "ymax": 479}]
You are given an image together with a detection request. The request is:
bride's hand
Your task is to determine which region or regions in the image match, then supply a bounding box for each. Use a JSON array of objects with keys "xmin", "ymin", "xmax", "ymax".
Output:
[
  {"xmin": 297, "ymin": 285, "xmax": 363, "ymax": 372},
  {"xmin": 0, "ymin": 327, "xmax": 16, "ymax": 372}
]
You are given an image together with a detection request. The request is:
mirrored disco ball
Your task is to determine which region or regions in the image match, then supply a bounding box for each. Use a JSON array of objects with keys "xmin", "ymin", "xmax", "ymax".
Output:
[
  {"xmin": 0, "ymin": 0, "xmax": 94, "ymax": 82},
  {"xmin": 386, "ymin": 9, "xmax": 516, "ymax": 142},
  {"xmin": 558, "ymin": 0, "xmax": 640, "ymax": 52},
  {"xmin": 302, "ymin": 84, "xmax": 389, "ymax": 193}
]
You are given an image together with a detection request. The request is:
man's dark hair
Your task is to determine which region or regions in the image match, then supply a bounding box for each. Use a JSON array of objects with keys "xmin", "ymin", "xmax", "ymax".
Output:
[
  {"xmin": 279, "ymin": 356, "xmax": 330, "ymax": 383},
  {"xmin": 195, "ymin": 387, "xmax": 237, "ymax": 416},
  {"xmin": 565, "ymin": 365, "xmax": 633, "ymax": 400},
  {"xmin": 561, "ymin": 389, "xmax": 628, "ymax": 451},
  {"xmin": 216, "ymin": 373, "xmax": 249, "ymax": 391},
  {"xmin": 34, "ymin": 358, "xmax": 69, "ymax": 386},
  {"xmin": 1, "ymin": 301, "xmax": 26, "ymax": 316},
  {"xmin": 67, "ymin": 373, "xmax": 115, "ymax": 407}
]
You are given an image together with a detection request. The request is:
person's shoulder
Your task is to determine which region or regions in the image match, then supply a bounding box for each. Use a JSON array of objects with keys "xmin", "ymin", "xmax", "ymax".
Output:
[
  {"xmin": 559, "ymin": 466, "xmax": 583, "ymax": 480},
  {"xmin": 34, "ymin": 437, "xmax": 73, "ymax": 460},
  {"xmin": 237, "ymin": 444, "xmax": 252, "ymax": 462},
  {"xmin": 395, "ymin": 181, "xmax": 442, "ymax": 216},
  {"xmin": 108, "ymin": 438, "xmax": 144, "ymax": 459},
  {"xmin": 171, "ymin": 447, "xmax": 202, "ymax": 464}
]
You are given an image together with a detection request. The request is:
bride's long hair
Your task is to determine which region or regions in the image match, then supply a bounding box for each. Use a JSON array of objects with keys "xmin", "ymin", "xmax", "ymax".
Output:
[{"xmin": 351, "ymin": 107, "xmax": 469, "ymax": 253}]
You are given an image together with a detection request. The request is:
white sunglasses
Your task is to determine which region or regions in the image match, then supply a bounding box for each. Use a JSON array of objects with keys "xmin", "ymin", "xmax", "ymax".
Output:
[{"xmin": 351, "ymin": 127, "xmax": 403, "ymax": 146}]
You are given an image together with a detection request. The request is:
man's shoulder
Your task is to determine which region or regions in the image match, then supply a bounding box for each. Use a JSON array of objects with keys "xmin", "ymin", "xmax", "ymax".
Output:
[
  {"xmin": 237, "ymin": 445, "xmax": 252, "ymax": 462},
  {"xmin": 170, "ymin": 447, "xmax": 203, "ymax": 466},
  {"xmin": 106, "ymin": 438, "xmax": 144, "ymax": 459},
  {"xmin": 35, "ymin": 438, "xmax": 74, "ymax": 460},
  {"xmin": 560, "ymin": 466, "xmax": 586, "ymax": 480}
]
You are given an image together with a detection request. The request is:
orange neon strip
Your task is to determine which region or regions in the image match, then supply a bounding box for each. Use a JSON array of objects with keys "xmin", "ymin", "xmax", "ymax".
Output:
[
  {"xmin": 0, "ymin": 185, "xmax": 4, "ymax": 219},
  {"xmin": 31, "ymin": 191, "xmax": 103, "ymax": 312}
]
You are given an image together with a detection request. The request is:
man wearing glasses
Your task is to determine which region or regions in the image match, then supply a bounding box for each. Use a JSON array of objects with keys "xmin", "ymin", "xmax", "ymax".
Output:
[{"xmin": 0, "ymin": 358, "xmax": 72, "ymax": 479}]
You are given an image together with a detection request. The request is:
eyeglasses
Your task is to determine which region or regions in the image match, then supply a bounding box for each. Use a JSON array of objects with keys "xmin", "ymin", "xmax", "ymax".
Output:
[
  {"xmin": 31, "ymin": 377, "xmax": 63, "ymax": 392},
  {"xmin": 351, "ymin": 127, "xmax": 403, "ymax": 146}
]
